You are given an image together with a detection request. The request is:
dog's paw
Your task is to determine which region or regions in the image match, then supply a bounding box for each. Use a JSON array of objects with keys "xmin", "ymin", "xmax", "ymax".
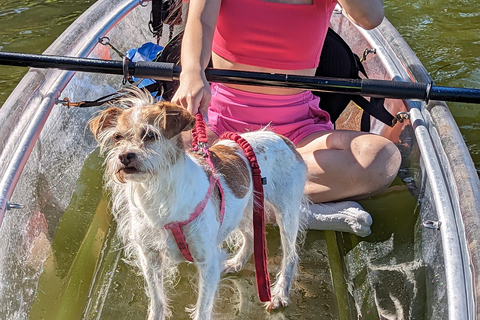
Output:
[{"xmin": 264, "ymin": 295, "xmax": 289, "ymax": 311}]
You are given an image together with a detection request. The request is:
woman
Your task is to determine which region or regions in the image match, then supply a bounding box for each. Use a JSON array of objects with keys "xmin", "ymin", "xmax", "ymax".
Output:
[{"xmin": 172, "ymin": 0, "xmax": 401, "ymax": 236}]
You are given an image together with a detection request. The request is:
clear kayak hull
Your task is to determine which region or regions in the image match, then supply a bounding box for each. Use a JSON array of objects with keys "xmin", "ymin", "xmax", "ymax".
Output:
[{"xmin": 0, "ymin": 1, "xmax": 479, "ymax": 319}]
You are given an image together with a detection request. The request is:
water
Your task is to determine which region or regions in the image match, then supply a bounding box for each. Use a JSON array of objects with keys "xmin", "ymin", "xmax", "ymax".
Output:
[
  {"xmin": 0, "ymin": 0, "xmax": 478, "ymax": 318},
  {"xmin": 384, "ymin": 0, "xmax": 480, "ymax": 174}
]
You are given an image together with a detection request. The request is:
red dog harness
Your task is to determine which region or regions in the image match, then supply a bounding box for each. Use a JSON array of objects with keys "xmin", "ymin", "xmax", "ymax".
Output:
[
  {"xmin": 164, "ymin": 113, "xmax": 226, "ymax": 262},
  {"xmin": 164, "ymin": 113, "xmax": 271, "ymax": 302}
]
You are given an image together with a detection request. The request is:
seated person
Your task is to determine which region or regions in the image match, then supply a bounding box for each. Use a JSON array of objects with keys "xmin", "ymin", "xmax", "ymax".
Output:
[{"xmin": 172, "ymin": 0, "xmax": 401, "ymax": 237}]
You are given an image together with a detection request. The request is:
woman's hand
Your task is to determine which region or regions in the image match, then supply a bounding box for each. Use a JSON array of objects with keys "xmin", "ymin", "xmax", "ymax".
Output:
[
  {"xmin": 172, "ymin": 69, "xmax": 211, "ymax": 117},
  {"xmin": 172, "ymin": 0, "xmax": 220, "ymax": 117}
]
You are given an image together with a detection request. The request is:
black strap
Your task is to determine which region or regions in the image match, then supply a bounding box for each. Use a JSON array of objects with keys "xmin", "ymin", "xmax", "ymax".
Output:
[
  {"xmin": 63, "ymin": 92, "xmax": 124, "ymax": 108},
  {"xmin": 352, "ymin": 95, "xmax": 394, "ymax": 131},
  {"xmin": 354, "ymin": 53, "xmax": 369, "ymax": 79},
  {"xmin": 150, "ymin": 0, "xmax": 183, "ymax": 40},
  {"xmin": 150, "ymin": 0, "xmax": 163, "ymax": 38},
  {"xmin": 360, "ymin": 106, "xmax": 371, "ymax": 132},
  {"xmin": 315, "ymin": 29, "xmax": 395, "ymax": 130}
]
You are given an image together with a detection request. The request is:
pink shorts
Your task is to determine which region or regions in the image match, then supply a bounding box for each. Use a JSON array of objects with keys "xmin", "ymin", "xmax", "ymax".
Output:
[{"xmin": 208, "ymin": 83, "xmax": 334, "ymax": 145}]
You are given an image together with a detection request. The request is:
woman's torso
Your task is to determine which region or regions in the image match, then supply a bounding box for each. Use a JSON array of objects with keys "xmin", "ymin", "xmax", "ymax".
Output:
[{"xmin": 212, "ymin": 0, "xmax": 336, "ymax": 95}]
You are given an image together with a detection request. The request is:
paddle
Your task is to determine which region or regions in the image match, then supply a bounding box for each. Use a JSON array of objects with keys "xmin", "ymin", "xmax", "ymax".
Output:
[{"xmin": 1, "ymin": 51, "xmax": 480, "ymax": 104}]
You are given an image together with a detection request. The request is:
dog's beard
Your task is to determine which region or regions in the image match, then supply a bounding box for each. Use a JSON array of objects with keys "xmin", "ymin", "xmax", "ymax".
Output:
[
  {"xmin": 105, "ymin": 148, "xmax": 151, "ymax": 184},
  {"xmin": 104, "ymin": 143, "xmax": 181, "ymax": 185}
]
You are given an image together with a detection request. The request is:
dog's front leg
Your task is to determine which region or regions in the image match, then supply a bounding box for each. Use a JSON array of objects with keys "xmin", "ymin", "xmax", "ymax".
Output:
[
  {"xmin": 135, "ymin": 244, "xmax": 168, "ymax": 320},
  {"xmin": 190, "ymin": 253, "xmax": 222, "ymax": 320}
]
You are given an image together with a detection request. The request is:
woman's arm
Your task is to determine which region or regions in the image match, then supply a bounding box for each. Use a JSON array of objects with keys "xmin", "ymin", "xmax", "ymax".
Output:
[
  {"xmin": 337, "ymin": 0, "xmax": 384, "ymax": 30},
  {"xmin": 171, "ymin": 0, "xmax": 222, "ymax": 115}
]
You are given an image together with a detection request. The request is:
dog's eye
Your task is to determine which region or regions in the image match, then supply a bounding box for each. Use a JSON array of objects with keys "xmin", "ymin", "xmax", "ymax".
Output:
[
  {"xmin": 114, "ymin": 134, "xmax": 123, "ymax": 142},
  {"xmin": 143, "ymin": 131, "xmax": 158, "ymax": 141}
]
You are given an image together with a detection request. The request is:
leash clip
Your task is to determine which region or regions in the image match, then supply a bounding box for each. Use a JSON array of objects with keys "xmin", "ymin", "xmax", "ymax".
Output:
[
  {"xmin": 55, "ymin": 97, "xmax": 82, "ymax": 108},
  {"xmin": 192, "ymin": 142, "xmax": 209, "ymax": 157},
  {"xmin": 392, "ymin": 111, "xmax": 411, "ymax": 126}
]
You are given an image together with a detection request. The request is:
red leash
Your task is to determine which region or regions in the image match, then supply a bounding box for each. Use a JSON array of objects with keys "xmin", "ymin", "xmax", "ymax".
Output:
[
  {"xmin": 191, "ymin": 113, "xmax": 226, "ymax": 226},
  {"xmin": 220, "ymin": 131, "xmax": 271, "ymax": 302},
  {"xmin": 167, "ymin": 113, "xmax": 271, "ymax": 302}
]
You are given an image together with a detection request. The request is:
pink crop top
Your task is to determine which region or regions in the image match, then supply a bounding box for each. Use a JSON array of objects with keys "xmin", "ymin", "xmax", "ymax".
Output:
[{"xmin": 212, "ymin": 0, "xmax": 338, "ymax": 70}]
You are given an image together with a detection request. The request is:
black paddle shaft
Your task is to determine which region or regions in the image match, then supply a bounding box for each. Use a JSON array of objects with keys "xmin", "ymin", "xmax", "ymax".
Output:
[{"xmin": 1, "ymin": 51, "xmax": 480, "ymax": 104}]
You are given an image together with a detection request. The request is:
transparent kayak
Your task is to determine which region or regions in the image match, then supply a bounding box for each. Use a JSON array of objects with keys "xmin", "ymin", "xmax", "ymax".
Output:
[{"xmin": 0, "ymin": 0, "xmax": 479, "ymax": 319}]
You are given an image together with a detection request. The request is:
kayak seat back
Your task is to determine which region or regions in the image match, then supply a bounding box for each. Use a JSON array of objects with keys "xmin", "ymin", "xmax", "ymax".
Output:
[{"xmin": 315, "ymin": 28, "xmax": 394, "ymax": 130}]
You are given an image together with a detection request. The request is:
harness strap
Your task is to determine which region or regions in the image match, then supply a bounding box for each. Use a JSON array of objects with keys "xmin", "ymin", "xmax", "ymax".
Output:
[
  {"xmin": 164, "ymin": 174, "xmax": 219, "ymax": 262},
  {"xmin": 220, "ymin": 131, "xmax": 272, "ymax": 303},
  {"xmin": 165, "ymin": 113, "xmax": 225, "ymax": 262},
  {"xmin": 191, "ymin": 113, "xmax": 226, "ymax": 224}
]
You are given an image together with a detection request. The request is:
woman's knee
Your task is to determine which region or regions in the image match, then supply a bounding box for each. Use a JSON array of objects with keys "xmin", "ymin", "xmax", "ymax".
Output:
[
  {"xmin": 298, "ymin": 131, "xmax": 401, "ymax": 200},
  {"xmin": 379, "ymin": 139, "xmax": 402, "ymax": 184},
  {"xmin": 358, "ymin": 137, "xmax": 401, "ymax": 190}
]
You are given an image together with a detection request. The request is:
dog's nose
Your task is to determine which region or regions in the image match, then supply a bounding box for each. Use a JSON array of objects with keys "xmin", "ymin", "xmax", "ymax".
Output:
[{"xmin": 119, "ymin": 152, "xmax": 136, "ymax": 165}]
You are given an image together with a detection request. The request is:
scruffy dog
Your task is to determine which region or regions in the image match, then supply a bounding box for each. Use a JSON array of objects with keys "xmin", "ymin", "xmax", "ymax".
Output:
[{"xmin": 89, "ymin": 89, "xmax": 307, "ymax": 320}]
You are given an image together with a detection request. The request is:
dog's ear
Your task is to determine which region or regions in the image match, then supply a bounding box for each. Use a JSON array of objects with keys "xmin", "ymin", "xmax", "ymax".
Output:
[
  {"xmin": 161, "ymin": 103, "xmax": 196, "ymax": 139},
  {"xmin": 89, "ymin": 107, "xmax": 123, "ymax": 141}
]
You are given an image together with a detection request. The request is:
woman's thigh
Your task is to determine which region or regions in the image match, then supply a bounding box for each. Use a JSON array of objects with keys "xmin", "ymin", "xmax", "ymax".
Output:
[{"xmin": 296, "ymin": 130, "xmax": 401, "ymax": 202}]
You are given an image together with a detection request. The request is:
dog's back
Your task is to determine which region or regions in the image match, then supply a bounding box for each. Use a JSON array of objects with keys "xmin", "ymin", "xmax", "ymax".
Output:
[
  {"xmin": 213, "ymin": 130, "xmax": 307, "ymax": 203},
  {"xmin": 206, "ymin": 130, "xmax": 307, "ymax": 231}
]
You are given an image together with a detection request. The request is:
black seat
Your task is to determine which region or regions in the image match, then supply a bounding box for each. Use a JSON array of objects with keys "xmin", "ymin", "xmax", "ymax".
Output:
[{"xmin": 315, "ymin": 28, "xmax": 394, "ymax": 130}]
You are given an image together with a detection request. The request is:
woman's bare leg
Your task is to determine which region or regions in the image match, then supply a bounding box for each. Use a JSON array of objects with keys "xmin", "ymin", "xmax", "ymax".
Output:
[
  {"xmin": 182, "ymin": 127, "xmax": 401, "ymax": 237},
  {"xmin": 296, "ymin": 130, "xmax": 401, "ymax": 236},
  {"xmin": 296, "ymin": 130, "xmax": 401, "ymax": 203}
]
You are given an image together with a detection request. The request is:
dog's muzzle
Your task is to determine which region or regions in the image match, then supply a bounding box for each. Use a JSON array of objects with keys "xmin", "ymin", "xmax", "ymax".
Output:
[{"xmin": 118, "ymin": 152, "xmax": 139, "ymax": 174}]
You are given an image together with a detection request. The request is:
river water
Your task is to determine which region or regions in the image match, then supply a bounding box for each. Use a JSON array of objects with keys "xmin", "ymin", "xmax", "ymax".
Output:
[{"xmin": 0, "ymin": 0, "xmax": 479, "ymax": 319}]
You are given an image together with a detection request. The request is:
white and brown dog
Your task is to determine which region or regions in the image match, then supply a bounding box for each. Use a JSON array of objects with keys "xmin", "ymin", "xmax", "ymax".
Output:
[{"xmin": 89, "ymin": 88, "xmax": 307, "ymax": 320}]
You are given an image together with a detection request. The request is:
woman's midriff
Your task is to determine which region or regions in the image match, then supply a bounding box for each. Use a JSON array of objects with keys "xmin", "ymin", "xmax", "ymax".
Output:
[{"xmin": 212, "ymin": 52, "xmax": 317, "ymax": 95}]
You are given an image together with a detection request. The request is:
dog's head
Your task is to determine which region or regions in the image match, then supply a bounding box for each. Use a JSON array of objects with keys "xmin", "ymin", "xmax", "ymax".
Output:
[{"xmin": 89, "ymin": 89, "xmax": 195, "ymax": 184}]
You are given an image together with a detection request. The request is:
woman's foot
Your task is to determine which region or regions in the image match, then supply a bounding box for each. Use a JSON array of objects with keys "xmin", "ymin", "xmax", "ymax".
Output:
[{"xmin": 301, "ymin": 201, "xmax": 373, "ymax": 237}]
